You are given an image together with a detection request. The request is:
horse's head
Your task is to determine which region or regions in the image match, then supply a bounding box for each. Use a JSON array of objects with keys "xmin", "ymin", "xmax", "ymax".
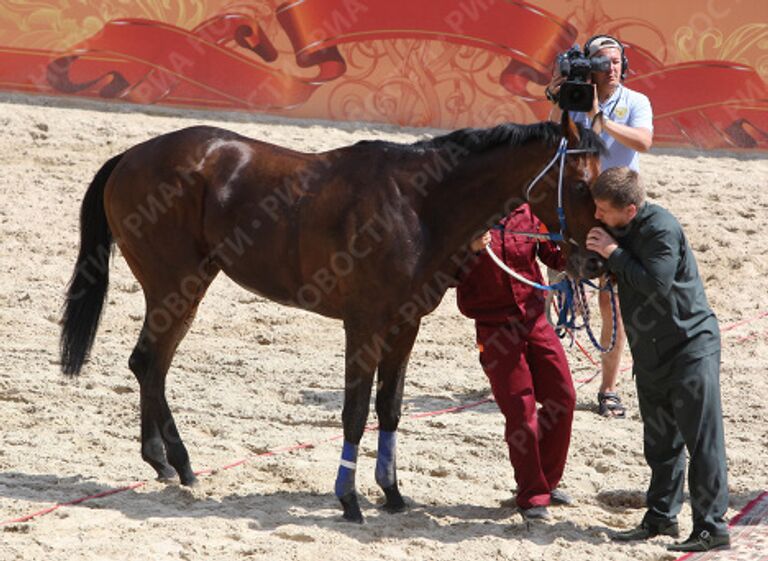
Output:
[{"xmin": 526, "ymin": 113, "xmax": 606, "ymax": 279}]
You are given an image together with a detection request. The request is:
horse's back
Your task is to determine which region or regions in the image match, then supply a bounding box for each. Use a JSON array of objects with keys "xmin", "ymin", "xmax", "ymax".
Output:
[
  {"xmin": 192, "ymin": 130, "xmax": 426, "ymax": 318},
  {"xmin": 102, "ymin": 125, "xmax": 430, "ymax": 320},
  {"xmin": 189, "ymin": 131, "xmax": 425, "ymax": 316}
]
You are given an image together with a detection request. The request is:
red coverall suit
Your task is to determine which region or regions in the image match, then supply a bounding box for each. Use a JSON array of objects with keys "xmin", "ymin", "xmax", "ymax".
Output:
[{"xmin": 457, "ymin": 205, "xmax": 575, "ymax": 509}]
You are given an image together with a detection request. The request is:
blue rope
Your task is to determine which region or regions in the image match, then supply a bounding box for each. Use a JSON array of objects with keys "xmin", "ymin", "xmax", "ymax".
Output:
[
  {"xmin": 553, "ymin": 279, "xmax": 578, "ymax": 332},
  {"xmin": 550, "ymin": 277, "xmax": 618, "ymax": 354},
  {"xmin": 491, "ymin": 223, "xmax": 563, "ymax": 242},
  {"xmin": 555, "ymin": 207, "xmax": 567, "ymax": 242},
  {"xmin": 576, "ymin": 279, "xmax": 618, "ymax": 353}
]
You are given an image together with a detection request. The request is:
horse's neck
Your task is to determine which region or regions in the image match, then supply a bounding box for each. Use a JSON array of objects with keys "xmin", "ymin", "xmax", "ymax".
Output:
[{"xmin": 421, "ymin": 142, "xmax": 549, "ymax": 257}]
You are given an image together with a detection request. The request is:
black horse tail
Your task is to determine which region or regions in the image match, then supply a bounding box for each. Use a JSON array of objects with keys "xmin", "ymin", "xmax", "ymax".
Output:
[{"xmin": 60, "ymin": 153, "xmax": 124, "ymax": 376}]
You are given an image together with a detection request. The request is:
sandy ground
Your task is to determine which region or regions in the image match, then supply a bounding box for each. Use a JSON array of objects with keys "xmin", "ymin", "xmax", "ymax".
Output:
[{"xmin": 0, "ymin": 94, "xmax": 766, "ymax": 561}]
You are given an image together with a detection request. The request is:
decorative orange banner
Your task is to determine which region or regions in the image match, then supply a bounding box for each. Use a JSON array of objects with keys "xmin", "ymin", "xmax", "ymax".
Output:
[
  {"xmin": 275, "ymin": 0, "xmax": 576, "ymax": 98},
  {"xmin": 45, "ymin": 15, "xmax": 315, "ymax": 109},
  {"xmin": 620, "ymin": 47, "xmax": 768, "ymax": 149},
  {"xmin": 30, "ymin": 1, "xmax": 579, "ymax": 107},
  {"xmin": 0, "ymin": 0, "xmax": 765, "ymax": 150}
]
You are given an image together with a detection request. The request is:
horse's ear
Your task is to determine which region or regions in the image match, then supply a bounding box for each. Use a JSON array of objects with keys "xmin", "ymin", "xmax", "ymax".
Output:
[{"xmin": 561, "ymin": 111, "xmax": 581, "ymax": 145}]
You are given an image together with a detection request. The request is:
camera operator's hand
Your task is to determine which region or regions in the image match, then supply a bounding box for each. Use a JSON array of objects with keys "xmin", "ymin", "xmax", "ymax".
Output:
[
  {"xmin": 544, "ymin": 73, "xmax": 565, "ymax": 105},
  {"xmin": 545, "ymin": 77, "xmax": 565, "ymax": 104},
  {"xmin": 587, "ymin": 84, "xmax": 600, "ymax": 119},
  {"xmin": 545, "ymin": 63, "xmax": 566, "ymax": 105}
]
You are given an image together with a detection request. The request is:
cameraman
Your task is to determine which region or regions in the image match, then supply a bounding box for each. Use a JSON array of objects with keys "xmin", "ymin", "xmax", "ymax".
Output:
[
  {"xmin": 546, "ymin": 35, "xmax": 653, "ymax": 168},
  {"xmin": 545, "ymin": 35, "xmax": 654, "ymax": 418}
]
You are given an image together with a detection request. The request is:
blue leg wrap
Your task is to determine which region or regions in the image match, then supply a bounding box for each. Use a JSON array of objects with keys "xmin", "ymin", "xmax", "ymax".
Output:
[
  {"xmin": 375, "ymin": 431, "xmax": 397, "ymax": 488},
  {"xmin": 334, "ymin": 441, "xmax": 358, "ymax": 499}
]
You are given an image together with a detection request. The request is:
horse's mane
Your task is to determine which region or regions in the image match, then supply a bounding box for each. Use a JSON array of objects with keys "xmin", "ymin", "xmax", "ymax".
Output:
[{"xmin": 414, "ymin": 121, "xmax": 606, "ymax": 155}]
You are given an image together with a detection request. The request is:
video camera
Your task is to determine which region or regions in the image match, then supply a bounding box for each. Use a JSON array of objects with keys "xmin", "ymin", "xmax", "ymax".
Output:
[{"xmin": 556, "ymin": 45, "xmax": 610, "ymax": 112}]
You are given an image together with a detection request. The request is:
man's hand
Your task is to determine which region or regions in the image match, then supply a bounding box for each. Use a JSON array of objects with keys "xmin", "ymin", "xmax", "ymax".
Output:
[
  {"xmin": 586, "ymin": 227, "xmax": 618, "ymax": 258},
  {"xmin": 587, "ymin": 84, "xmax": 600, "ymax": 120},
  {"xmin": 545, "ymin": 75, "xmax": 566, "ymax": 103},
  {"xmin": 470, "ymin": 230, "xmax": 492, "ymax": 253}
]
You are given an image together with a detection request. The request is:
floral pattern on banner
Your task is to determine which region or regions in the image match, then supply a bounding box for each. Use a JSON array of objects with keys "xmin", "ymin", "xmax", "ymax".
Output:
[
  {"xmin": 322, "ymin": 41, "xmax": 534, "ymax": 128},
  {"xmin": 0, "ymin": 1, "xmax": 223, "ymax": 50}
]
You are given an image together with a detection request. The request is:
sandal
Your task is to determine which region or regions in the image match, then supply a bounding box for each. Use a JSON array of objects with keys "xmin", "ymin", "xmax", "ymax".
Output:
[{"xmin": 597, "ymin": 392, "xmax": 626, "ymax": 418}]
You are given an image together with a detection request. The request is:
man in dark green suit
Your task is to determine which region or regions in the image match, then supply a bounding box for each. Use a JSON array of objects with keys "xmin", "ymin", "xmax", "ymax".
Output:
[{"xmin": 585, "ymin": 167, "xmax": 730, "ymax": 553}]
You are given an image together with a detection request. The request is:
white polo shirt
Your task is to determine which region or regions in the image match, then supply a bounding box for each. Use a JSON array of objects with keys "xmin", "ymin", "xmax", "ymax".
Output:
[{"xmin": 571, "ymin": 84, "xmax": 653, "ymax": 171}]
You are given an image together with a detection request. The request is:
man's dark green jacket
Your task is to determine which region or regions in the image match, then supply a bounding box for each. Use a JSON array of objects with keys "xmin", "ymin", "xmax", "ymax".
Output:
[{"xmin": 605, "ymin": 202, "xmax": 719, "ymax": 374}]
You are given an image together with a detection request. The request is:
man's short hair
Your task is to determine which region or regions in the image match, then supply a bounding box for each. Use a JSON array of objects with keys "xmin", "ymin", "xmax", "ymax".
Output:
[{"xmin": 591, "ymin": 167, "xmax": 646, "ymax": 208}]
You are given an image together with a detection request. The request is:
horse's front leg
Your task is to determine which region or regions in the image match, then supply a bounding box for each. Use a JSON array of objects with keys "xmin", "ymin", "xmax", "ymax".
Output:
[
  {"xmin": 336, "ymin": 323, "xmax": 381, "ymax": 523},
  {"xmin": 375, "ymin": 319, "xmax": 420, "ymax": 513}
]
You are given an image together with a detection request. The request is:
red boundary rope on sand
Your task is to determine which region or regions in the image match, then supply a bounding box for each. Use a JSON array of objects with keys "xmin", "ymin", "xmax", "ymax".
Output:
[
  {"xmin": 2, "ymin": 311, "xmax": 764, "ymax": 527},
  {"xmin": 0, "ymin": 398, "xmax": 493, "ymax": 526}
]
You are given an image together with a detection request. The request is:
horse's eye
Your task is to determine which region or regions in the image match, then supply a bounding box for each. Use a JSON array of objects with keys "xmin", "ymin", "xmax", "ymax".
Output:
[{"xmin": 573, "ymin": 181, "xmax": 588, "ymax": 194}]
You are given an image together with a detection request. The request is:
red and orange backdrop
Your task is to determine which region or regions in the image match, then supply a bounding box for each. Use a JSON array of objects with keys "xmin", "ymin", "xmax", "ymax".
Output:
[{"xmin": 0, "ymin": 0, "xmax": 765, "ymax": 150}]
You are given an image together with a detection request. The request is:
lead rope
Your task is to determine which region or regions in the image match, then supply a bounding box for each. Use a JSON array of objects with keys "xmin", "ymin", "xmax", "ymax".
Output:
[
  {"xmin": 484, "ymin": 242, "xmax": 577, "ymax": 333},
  {"xmin": 573, "ymin": 277, "xmax": 618, "ymax": 352},
  {"xmin": 487, "ymin": 244, "xmax": 619, "ymax": 354},
  {"xmin": 542, "ymin": 273, "xmax": 618, "ymax": 353}
]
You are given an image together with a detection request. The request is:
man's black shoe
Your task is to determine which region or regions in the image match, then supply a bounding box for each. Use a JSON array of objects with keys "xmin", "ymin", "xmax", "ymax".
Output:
[
  {"xmin": 666, "ymin": 530, "xmax": 730, "ymax": 552},
  {"xmin": 612, "ymin": 520, "xmax": 679, "ymax": 542}
]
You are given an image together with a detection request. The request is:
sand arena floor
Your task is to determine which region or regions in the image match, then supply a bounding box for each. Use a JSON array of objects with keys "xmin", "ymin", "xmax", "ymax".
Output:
[{"xmin": 0, "ymin": 94, "xmax": 766, "ymax": 561}]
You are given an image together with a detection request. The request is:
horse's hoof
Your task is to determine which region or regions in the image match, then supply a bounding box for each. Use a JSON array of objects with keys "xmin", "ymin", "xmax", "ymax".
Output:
[
  {"xmin": 156, "ymin": 466, "xmax": 178, "ymax": 483},
  {"xmin": 381, "ymin": 485, "xmax": 408, "ymax": 513},
  {"xmin": 179, "ymin": 473, "xmax": 199, "ymax": 487},
  {"xmin": 339, "ymin": 493, "xmax": 365, "ymax": 524},
  {"xmin": 382, "ymin": 499, "xmax": 408, "ymax": 514},
  {"xmin": 156, "ymin": 475, "xmax": 178, "ymax": 484}
]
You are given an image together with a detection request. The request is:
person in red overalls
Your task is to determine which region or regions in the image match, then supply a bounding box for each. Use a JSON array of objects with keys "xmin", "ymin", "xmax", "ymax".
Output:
[{"xmin": 457, "ymin": 203, "xmax": 575, "ymax": 520}]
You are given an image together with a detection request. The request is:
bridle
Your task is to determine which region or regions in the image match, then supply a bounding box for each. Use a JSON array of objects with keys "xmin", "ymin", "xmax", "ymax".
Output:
[
  {"xmin": 523, "ymin": 137, "xmax": 599, "ymax": 244},
  {"xmin": 487, "ymin": 135, "xmax": 600, "ymax": 285}
]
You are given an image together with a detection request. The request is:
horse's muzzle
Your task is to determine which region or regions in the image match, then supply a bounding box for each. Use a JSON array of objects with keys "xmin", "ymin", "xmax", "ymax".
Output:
[{"xmin": 567, "ymin": 251, "xmax": 605, "ymax": 279}]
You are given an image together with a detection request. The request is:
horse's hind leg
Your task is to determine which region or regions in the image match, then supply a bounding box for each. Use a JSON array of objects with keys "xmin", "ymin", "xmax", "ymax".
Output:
[
  {"xmin": 129, "ymin": 288, "xmax": 210, "ymax": 485},
  {"xmin": 129, "ymin": 326, "xmax": 176, "ymax": 481},
  {"xmin": 123, "ymin": 250, "xmax": 217, "ymax": 485},
  {"xmin": 374, "ymin": 319, "xmax": 420, "ymax": 513}
]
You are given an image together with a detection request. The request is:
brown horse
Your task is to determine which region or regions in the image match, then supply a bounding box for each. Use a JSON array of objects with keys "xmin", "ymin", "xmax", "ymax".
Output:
[{"xmin": 60, "ymin": 114, "xmax": 604, "ymax": 523}]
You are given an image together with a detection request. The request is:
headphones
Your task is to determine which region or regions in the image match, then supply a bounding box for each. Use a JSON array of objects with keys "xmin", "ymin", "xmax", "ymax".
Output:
[{"xmin": 584, "ymin": 34, "xmax": 629, "ymax": 80}]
